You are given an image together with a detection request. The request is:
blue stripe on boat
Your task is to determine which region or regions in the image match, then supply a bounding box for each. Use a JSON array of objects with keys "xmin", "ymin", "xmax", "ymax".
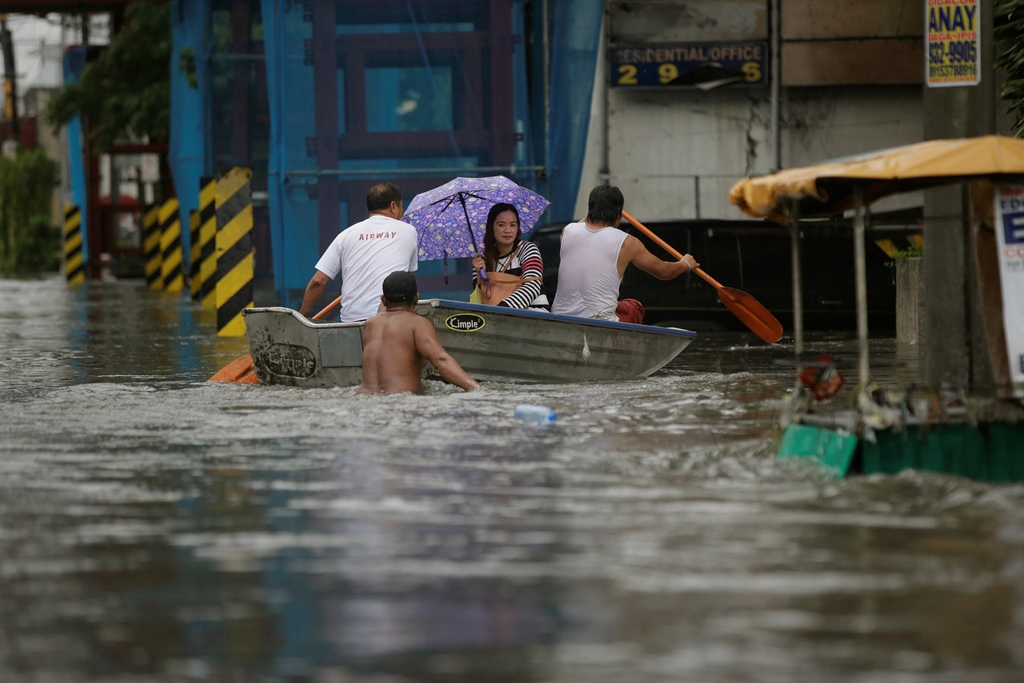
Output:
[{"xmin": 433, "ymin": 300, "xmax": 698, "ymax": 338}]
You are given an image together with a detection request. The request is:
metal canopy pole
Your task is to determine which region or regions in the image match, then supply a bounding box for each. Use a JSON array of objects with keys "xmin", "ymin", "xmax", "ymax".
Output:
[
  {"xmin": 788, "ymin": 200, "xmax": 804, "ymax": 359},
  {"xmin": 769, "ymin": 0, "xmax": 781, "ymax": 171},
  {"xmin": 854, "ymin": 186, "xmax": 870, "ymax": 387}
]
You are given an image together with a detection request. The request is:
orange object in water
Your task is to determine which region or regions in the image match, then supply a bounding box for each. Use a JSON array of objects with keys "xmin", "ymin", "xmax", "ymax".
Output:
[{"xmin": 209, "ymin": 354, "xmax": 259, "ymax": 384}]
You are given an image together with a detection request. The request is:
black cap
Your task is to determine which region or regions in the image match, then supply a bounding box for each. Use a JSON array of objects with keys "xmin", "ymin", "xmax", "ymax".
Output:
[{"xmin": 382, "ymin": 271, "xmax": 418, "ymax": 305}]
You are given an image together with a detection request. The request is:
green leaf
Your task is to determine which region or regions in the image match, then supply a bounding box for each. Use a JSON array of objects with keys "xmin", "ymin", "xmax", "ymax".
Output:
[{"xmin": 45, "ymin": 0, "xmax": 171, "ymax": 150}]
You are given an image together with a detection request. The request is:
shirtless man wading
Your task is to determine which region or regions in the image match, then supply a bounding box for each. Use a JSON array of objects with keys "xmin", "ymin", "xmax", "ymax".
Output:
[{"xmin": 357, "ymin": 272, "xmax": 480, "ymax": 396}]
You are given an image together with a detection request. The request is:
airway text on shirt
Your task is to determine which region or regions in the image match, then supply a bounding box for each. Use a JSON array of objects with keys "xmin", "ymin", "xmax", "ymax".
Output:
[{"xmin": 358, "ymin": 231, "xmax": 397, "ymax": 241}]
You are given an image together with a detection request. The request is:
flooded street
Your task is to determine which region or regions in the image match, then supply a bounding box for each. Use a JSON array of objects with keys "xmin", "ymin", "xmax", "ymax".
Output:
[{"xmin": 2, "ymin": 275, "xmax": 1024, "ymax": 682}]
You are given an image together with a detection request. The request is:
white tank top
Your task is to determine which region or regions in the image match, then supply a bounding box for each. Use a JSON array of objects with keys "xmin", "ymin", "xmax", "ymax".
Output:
[{"xmin": 551, "ymin": 221, "xmax": 627, "ymax": 320}]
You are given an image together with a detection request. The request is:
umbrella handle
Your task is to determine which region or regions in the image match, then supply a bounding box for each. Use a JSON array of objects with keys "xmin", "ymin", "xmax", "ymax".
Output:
[{"xmin": 478, "ymin": 268, "xmax": 489, "ymax": 282}]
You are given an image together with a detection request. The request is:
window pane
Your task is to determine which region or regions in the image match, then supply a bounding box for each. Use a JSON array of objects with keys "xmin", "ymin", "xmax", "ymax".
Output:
[{"xmin": 365, "ymin": 66, "xmax": 453, "ymax": 132}]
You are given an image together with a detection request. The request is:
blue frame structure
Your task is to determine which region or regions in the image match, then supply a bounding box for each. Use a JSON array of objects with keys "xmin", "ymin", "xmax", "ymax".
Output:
[
  {"xmin": 63, "ymin": 47, "xmax": 89, "ymax": 264},
  {"xmin": 168, "ymin": 0, "xmax": 212, "ymax": 259},
  {"xmin": 161, "ymin": 0, "xmax": 603, "ymax": 306}
]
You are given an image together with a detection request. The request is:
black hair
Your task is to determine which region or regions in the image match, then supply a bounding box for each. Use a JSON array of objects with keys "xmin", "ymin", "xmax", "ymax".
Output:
[
  {"xmin": 366, "ymin": 182, "xmax": 402, "ymax": 213},
  {"xmin": 585, "ymin": 185, "xmax": 624, "ymax": 226},
  {"xmin": 482, "ymin": 203, "xmax": 522, "ymax": 270}
]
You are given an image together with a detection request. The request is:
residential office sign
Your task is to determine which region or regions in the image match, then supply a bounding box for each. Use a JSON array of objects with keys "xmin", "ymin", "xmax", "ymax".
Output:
[
  {"xmin": 610, "ymin": 41, "xmax": 768, "ymax": 89},
  {"xmin": 926, "ymin": 0, "xmax": 981, "ymax": 87}
]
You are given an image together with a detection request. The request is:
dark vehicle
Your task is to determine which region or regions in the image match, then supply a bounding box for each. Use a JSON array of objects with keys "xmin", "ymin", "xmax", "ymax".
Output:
[{"xmin": 529, "ymin": 216, "xmax": 921, "ymax": 332}]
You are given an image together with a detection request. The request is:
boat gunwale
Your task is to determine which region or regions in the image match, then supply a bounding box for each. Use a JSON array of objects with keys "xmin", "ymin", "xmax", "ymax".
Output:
[
  {"xmin": 429, "ymin": 299, "xmax": 697, "ymax": 338},
  {"xmin": 243, "ymin": 301, "xmax": 700, "ymax": 339},
  {"xmin": 242, "ymin": 300, "xmax": 698, "ymax": 339}
]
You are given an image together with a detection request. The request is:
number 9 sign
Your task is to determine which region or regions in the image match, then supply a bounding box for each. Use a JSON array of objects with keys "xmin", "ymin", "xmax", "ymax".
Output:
[{"xmin": 658, "ymin": 63, "xmax": 679, "ymax": 84}]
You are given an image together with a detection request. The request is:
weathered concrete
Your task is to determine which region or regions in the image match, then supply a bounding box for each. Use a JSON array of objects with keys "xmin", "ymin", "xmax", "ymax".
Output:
[
  {"xmin": 921, "ymin": 1, "xmax": 996, "ymax": 388},
  {"xmin": 922, "ymin": 183, "xmax": 970, "ymax": 387},
  {"xmin": 896, "ymin": 257, "xmax": 924, "ymax": 346},
  {"xmin": 970, "ymin": 180, "xmax": 1011, "ymax": 397},
  {"xmin": 589, "ymin": 86, "xmax": 924, "ymax": 221},
  {"xmin": 609, "ymin": 0, "xmax": 768, "ymax": 44},
  {"xmin": 782, "ymin": 0, "xmax": 922, "ymax": 39},
  {"xmin": 782, "ymin": 39, "xmax": 923, "ymax": 86},
  {"xmin": 582, "ymin": 0, "xmax": 929, "ymax": 220}
]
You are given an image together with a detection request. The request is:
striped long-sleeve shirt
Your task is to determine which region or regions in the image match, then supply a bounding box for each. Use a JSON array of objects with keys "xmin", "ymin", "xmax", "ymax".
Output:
[{"xmin": 473, "ymin": 240, "xmax": 549, "ymax": 309}]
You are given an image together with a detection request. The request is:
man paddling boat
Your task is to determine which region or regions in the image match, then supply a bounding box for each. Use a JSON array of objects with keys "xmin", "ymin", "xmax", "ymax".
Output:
[
  {"xmin": 551, "ymin": 185, "xmax": 699, "ymax": 322},
  {"xmin": 357, "ymin": 272, "xmax": 480, "ymax": 395}
]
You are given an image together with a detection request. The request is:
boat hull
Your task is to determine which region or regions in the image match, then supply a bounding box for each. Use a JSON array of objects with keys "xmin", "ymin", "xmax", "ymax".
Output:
[
  {"xmin": 423, "ymin": 300, "xmax": 695, "ymax": 383},
  {"xmin": 242, "ymin": 300, "xmax": 696, "ymax": 387},
  {"xmin": 244, "ymin": 307, "xmax": 365, "ymax": 388}
]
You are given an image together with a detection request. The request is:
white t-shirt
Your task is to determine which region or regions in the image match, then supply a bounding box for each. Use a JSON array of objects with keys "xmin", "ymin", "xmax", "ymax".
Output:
[{"xmin": 315, "ymin": 214, "xmax": 418, "ymax": 321}]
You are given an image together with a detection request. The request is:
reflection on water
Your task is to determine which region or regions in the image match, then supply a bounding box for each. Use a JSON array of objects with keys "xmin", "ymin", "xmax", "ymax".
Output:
[{"xmin": 1, "ymin": 276, "xmax": 1023, "ymax": 682}]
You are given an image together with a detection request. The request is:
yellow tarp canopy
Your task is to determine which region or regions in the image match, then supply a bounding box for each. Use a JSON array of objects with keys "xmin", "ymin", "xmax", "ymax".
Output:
[{"xmin": 729, "ymin": 135, "xmax": 1024, "ymax": 221}]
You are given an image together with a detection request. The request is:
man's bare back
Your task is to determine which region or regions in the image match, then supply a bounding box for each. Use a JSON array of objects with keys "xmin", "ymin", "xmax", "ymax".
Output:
[{"xmin": 357, "ymin": 307, "xmax": 479, "ymax": 395}]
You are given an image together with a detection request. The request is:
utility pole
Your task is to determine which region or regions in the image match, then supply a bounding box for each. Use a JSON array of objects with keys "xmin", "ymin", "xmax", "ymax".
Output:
[{"xmin": 0, "ymin": 14, "xmax": 18, "ymax": 141}]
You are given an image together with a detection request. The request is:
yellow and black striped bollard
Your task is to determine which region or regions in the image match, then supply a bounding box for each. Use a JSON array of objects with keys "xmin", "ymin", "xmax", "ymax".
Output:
[
  {"xmin": 198, "ymin": 177, "xmax": 218, "ymax": 309},
  {"xmin": 63, "ymin": 204, "xmax": 84, "ymax": 285},
  {"xmin": 215, "ymin": 168, "xmax": 254, "ymax": 337},
  {"xmin": 143, "ymin": 204, "xmax": 163, "ymax": 290},
  {"xmin": 188, "ymin": 210, "xmax": 201, "ymax": 301},
  {"xmin": 159, "ymin": 198, "xmax": 184, "ymax": 293}
]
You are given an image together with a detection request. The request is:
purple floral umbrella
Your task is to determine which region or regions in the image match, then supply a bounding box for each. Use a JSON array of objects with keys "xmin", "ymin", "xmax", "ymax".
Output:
[{"xmin": 402, "ymin": 176, "xmax": 551, "ymax": 265}]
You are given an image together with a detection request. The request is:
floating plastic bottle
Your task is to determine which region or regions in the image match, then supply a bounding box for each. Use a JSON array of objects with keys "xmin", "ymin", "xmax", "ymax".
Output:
[{"xmin": 514, "ymin": 404, "xmax": 557, "ymax": 423}]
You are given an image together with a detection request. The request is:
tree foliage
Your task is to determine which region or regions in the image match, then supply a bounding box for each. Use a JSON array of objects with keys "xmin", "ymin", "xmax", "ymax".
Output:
[
  {"xmin": 0, "ymin": 149, "xmax": 60, "ymax": 273},
  {"xmin": 996, "ymin": 0, "xmax": 1024, "ymax": 136},
  {"xmin": 46, "ymin": 0, "xmax": 171, "ymax": 150}
]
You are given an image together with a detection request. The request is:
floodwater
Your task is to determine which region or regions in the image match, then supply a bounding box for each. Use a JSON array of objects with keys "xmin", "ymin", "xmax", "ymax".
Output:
[{"xmin": 2, "ymin": 276, "xmax": 1024, "ymax": 683}]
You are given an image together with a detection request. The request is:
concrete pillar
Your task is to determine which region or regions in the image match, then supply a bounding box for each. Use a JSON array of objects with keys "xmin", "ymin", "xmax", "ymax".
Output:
[
  {"xmin": 896, "ymin": 257, "xmax": 924, "ymax": 346},
  {"xmin": 922, "ymin": 0, "xmax": 996, "ymax": 387}
]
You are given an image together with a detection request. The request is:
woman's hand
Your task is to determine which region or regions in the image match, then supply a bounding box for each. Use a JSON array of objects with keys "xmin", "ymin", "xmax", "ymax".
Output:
[{"xmin": 472, "ymin": 253, "xmax": 486, "ymax": 272}]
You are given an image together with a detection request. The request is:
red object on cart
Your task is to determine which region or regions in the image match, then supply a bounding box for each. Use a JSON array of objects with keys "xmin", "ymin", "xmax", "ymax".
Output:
[{"xmin": 799, "ymin": 354, "xmax": 845, "ymax": 400}]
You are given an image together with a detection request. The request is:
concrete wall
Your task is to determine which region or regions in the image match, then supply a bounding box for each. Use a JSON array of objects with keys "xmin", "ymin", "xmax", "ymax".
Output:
[
  {"xmin": 578, "ymin": 73, "xmax": 924, "ymax": 221},
  {"xmin": 22, "ymin": 88, "xmax": 66, "ymax": 229},
  {"xmin": 577, "ymin": 0, "xmax": 928, "ymax": 221},
  {"xmin": 608, "ymin": 0, "xmax": 768, "ymax": 43},
  {"xmin": 602, "ymin": 87, "xmax": 774, "ymax": 220}
]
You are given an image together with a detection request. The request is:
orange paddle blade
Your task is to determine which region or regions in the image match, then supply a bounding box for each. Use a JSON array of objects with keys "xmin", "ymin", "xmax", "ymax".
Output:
[
  {"xmin": 209, "ymin": 354, "xmax": 258, "ymax": 383},
  {"xmin": 620, "ymin": 209, "xmax": 783, "ymax": 345},
  {"xmin": 718, "ymin": 287, "xmax": 783, "ymax": 344}
]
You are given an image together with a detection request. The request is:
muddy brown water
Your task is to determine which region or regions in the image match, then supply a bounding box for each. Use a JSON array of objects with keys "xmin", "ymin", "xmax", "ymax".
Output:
[{"xmin": 1, "ymin": 276, "xmax": 1023, "ymax": 682}]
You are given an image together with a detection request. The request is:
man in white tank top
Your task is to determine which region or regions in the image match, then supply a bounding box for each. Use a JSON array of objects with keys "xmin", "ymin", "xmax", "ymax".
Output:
[{"xmin": 551, "ymin": 185, "xmax": 699, "ymax": 321}]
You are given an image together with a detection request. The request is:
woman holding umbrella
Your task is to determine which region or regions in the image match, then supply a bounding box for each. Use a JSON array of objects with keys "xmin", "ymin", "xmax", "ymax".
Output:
[
  {"xmin": 471, "ymin": 203, "xmax": 549, "ymax": 310},
  {"xmin": 401, "ymin": 176, "xmax": 551, "ymax": 305}
]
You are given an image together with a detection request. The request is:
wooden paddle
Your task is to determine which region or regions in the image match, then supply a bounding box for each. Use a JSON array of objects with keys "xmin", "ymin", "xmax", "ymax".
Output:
[
  {"xmin": 620, "ymin": 210, "xmax": 783, "ymax": 344},
  {"xmin": 208, "ymin": 295, "xmax": 343, "ymax": 384}
]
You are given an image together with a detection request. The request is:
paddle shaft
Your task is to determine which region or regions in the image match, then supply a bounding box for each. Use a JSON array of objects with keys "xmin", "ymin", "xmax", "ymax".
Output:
[
  {"xmin": 312, "ymin": 295, "xmax": 343, "ymax": 320},
  {"xmin": 620, "ymin": 210, "xmax": 720, "ymax": 288},
  {"xmin": 619, "ymin": 209, "xmax": 783, "ymax": 344}
]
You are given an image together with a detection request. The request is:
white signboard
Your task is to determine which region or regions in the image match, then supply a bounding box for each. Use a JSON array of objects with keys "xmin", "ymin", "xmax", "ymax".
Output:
[
  {"xmin": 140, "ymin": 153, "xmax": 160, "ymax": 183},
  {"xmin": 994, "ymin": 184, "xmax": 1024, "ymax": 396}
]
